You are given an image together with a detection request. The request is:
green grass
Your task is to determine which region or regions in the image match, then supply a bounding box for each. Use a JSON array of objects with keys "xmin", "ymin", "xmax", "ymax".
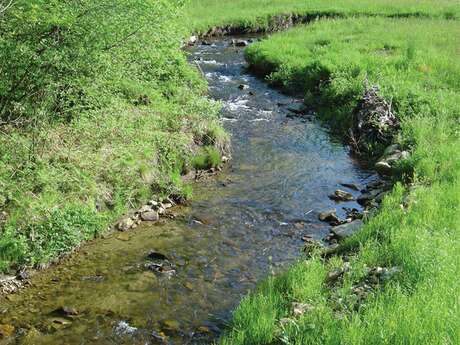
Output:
[
  {"xmin": 0, "ymin": 1, "xmax": 229, "ymax": 272},
  {"xmin": 219, "ymin": 16, "xmax": 460, "ymax": 345},
  {"xmin": 187, "ymin": 0, "xmax": 460, "ymax": 33}
]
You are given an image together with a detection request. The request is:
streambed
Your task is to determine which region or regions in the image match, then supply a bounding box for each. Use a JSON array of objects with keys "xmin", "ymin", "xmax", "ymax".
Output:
[{"xmin": 0, "ymin": 36, "xmax": 377, "ymax": 345}]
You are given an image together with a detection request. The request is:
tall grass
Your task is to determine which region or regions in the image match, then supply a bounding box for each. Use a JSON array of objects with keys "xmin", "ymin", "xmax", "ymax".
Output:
[{"xmin": 220, "ymin": 17, "xmax": 460, "ymax": 345}]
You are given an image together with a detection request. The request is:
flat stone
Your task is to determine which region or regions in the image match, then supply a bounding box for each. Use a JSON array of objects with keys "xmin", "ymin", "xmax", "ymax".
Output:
[
  {"xmin": 116, "ymin": 233, "xmax": 130, "ymax": 241},
  {"xmin": 141, "ymin": 211, "xmax": 159, "ymax": 222},
  {"xmin": 331, "ymin": 220, "xmax": 363, "ymax": 240},
  {"xmin": 329, "ymin": 189, "xmax": 354, "ymax": 202}
]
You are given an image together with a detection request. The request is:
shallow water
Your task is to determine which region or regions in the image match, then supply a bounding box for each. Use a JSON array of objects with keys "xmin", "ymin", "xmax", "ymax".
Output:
[{"xmin": 0, "ymin": 37, "xmax": 377, "ymax": 345}]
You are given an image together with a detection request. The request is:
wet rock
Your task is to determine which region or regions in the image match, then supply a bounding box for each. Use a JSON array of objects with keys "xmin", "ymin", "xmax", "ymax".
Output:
[
  {"xmin": 331, "ymin": 220, "xmax": 363, "ymax": 240},
  {"xmin": 141, "ymin": 211, "xmax": 159, "ymax": 222},
  {"xmin": 145, "ymin": 262, "xmax": 176, "ymax": 278},
  {"xmin": 287, "ymin": 103, "xmax": 306, "ymax": 115},
  {"xmin": 117, "ymin": 217, "xmax": 134, "ymax": 231},
  {"xmin": 318, "ymin": 209, "xmax": 339, "ymax": 223},
  {"xmin": 232, "ymin": 39, "xmax": 248, "ymax": 47},
  {"xmin": 16, "ymin": 269, "xmax": 30, "ymax": 281},
  {"xmin": 147, "ymin": 251, "xmax": 168, "ymax": 261},
  {"xmin": 0, "ymin": 275, "xmax": 22, "ymax": 294},
  {"xmin": 148, "ymin": 200, "xmax": 159, "ymax": 207},
  {"xmin": 329, "ymin": 189, "xmax": 354, "ymax": 202},
  {"xmin": 340, "ymin": 183, "xmax": 361, "ymax": 191},
  {"xmin": 151, "ymin": 330, "xmax": 168, "ymax": 343},
  {"xmin": 0, "ymin": 324, "xmax": 15, "ymax": 338},
  {"xmin": 114, "ymin": 321, "xmax": 137, "ymax": 336},
  {"xmin": 357, "ymin": 189, "xmax": 383, "ymax": 206},
  {"xmin": 188, "ymin": 36, "xmax": 197, "ymax": 46},
  {"xmin": 201, "ymin": 40, "xmax": 211, "ymax": 46},
  {"xmin": 292, "ymin": 302, "xmax": 314, "ymax": 317},
  {"xmin": 162, "ymin": 202, "xmax": 173, "ymax": 209},
  {"xmin": 238, "ymin": 84, "xmax": 249, "ymax": 90},
  {"xmin": 375, "ymin": 160, "xmax": 393, "ymax": 176},
  {"xmin": 138, "ymin": 205, "xmax": 152, "ymax": 214},
  {"xmin": 50, "ymin": 317, "xmax": 72, "ymax": 326}
]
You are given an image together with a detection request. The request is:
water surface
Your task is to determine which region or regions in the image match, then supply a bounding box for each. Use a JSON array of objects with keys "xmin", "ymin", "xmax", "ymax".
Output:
[{"xmin": 0, "ymin": 37, "xmax": 376, "ymax": 345}]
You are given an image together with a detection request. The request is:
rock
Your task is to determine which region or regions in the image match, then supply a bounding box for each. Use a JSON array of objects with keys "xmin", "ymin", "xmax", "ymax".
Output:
[
  {"xmin": 161, "ymin": 319, "xmax": 180, "ymax": 333},
  {"xmin": 287, "ymin": 103, "xmax": 306, "ymax": 115},
  {"xmin": 117, "ymin": 217, "xmax": 134, "ymax": 231},
  {"xmin": 331, "ymin": 220, "xmax": 363, "ymax": 240},
  {"xmin": 157, "ymin": 207, "xmax": 165, "ymax": 215},
  {"xmin": 232, "ymin": 39, "xmax": 248, "ymax": 47},
  {"xmin": 201, "ymin": 40, "xmax": 211, "ymax": 46},
  {"xmin": 292, "ymin": 302, "xmax": 314, "ymax": 317},
  {"xmin": 114, "ymin": 321, "xmax": 137, "ymax": 336},
  {"xmin": 162, "ymin": 203, "xmax": 173, "ymax": 209},
  {"xmin": 340, "ymin": 183, "xmax": 360, "ymax": 191},
  {"xmin": 148, "ymin": 200, "xmax": 159, "ymax": 207},
  {"xmin": 329, "ymin": 189, "xmax": 354, "ymax": 202},
  {"xmin": 357, "ymin": 189, "xmax": 383, "ymax": 206},
  {"xmin": 151, "ymin": 331, "xmax": 168, "ymax": 343},
  {"xmin": 0, "ymin": 324, "xmax": 15, "ymax": 338},
  {"xmin": 326, "ymin": 268, "xmax": 345, "ymax": 284},
  {"xmin": 55, "ymin": 306, "xmax": 79, "ymax": 316},
  {"xmin": 238, "ymin": 84, "xmax": 249, "ymax": 90},
  {"xmin": 141, "ymin": 211, "xmax": 159, "ymax": 222},
  {"xmin": 147, "ymin": 251, "xmax": 168, "ymax": 261},
  {"xmin": 138, "ymin": 205, "xmax": 152, "ymax": 214},
  {"xmin": 383, "ymin": 144, "xmax": 401, "ymax": 156},
  {"xmin": 375, "ymin": 160, "xmax": 393, "ymax": 176},
  {"xmin": 318, "ymin": 209, "xmax": 339, "ymax": 223},
  {"xmin": 116, "ymin": 233, "xmax": 130, "ymax": 241},
  {"xmin": 188, "ymin": 36, "xmax": 197, "ymax": 45}
]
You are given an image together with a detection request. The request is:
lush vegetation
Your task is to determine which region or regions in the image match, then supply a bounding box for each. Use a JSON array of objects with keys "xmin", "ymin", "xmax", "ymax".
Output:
[
  {"xmin": 220, "ymin": 17, "xmax": 460, "ymax": 345},
  {"xmin": 186, "ymin": 0, "xmax": 460, "ymax": 34},
  {"xmin": 0, "ymin": 0, "xmax": 228, "ymax": 271}
]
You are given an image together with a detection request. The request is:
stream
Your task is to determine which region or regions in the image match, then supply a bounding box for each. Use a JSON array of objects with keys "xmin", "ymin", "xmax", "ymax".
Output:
[{"xmin": 0, "ymin": 36, "xmax": 377, "ymax": 345}]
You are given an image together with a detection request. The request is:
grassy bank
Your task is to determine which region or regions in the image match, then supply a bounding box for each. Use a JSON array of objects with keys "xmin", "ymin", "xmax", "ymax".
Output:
[
  {"xmin": 220, "ymin": 17, "xmax": 460, "ymax": 344},
  {"xmin": 186, "ymin": 0, "xmax": 460, "ymax": 34},
  {"xmin": 0, "ymin": 1, "xmax": 228, "ymax": 272}
]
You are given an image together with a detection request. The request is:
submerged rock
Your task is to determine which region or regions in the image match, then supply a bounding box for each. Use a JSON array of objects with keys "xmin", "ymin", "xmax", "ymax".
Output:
[
  {"xmin": 0, "ymin": 324, "xmax": 15, "ymax": 338},
  {"xmin": 331, "ymin": 220, "xmax": 363, "ymax": 240}
]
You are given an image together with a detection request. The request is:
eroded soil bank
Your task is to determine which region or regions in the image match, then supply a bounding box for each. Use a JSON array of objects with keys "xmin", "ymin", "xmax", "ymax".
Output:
[{"xmin": 0, "ymin": 37, "xmax": 377, "ymax": 345}]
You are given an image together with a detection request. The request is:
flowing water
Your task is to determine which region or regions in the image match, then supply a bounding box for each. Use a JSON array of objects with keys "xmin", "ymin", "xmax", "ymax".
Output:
[{"xmin": 0, "ymin": 37, "xmax": 377, "ymax": 345}]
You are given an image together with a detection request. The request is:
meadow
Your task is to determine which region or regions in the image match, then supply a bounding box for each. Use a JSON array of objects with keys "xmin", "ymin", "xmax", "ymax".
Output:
[
  {"xmin": 185, "ymin": 1, "xmax": 460, "ymax": 344},
  {"xmin": 186, "ymin": 0, "xmax": 460, "ymax": 34}
]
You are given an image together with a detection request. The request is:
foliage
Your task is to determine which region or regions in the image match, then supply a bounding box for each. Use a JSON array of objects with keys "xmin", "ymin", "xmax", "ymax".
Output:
[
  {"xmin": 192, "ymin": 146, "xmax": 222, "ymax": 170},
  {"xmin": 0, "ymin": 0, "xmax": 228, "ymax": 271}
]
